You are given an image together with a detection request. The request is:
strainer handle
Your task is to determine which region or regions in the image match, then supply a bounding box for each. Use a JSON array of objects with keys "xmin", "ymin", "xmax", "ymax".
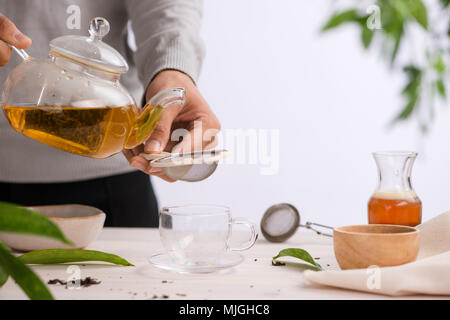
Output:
[
  {"xmin": 228, "ymin": 218, "xmax": 258, "ymax": 251},
  {"xmin": 301, "ymin": 221, "xmax": 334, "ymax": 237}
]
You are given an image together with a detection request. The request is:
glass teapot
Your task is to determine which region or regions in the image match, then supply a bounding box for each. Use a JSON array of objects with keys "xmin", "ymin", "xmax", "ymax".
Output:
[{"xmin": 1, "ymin": 17, "xmax": 185, "ymax": 158}]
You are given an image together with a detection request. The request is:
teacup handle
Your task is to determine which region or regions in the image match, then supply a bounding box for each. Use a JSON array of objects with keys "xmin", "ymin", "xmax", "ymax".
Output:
[{"xmin": 228, "ymin": 218, "xmax": 258, "ymax": 251}]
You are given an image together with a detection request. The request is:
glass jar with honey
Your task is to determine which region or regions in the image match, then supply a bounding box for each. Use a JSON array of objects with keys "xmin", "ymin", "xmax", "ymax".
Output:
[{"xmin": 368, "ymin": 151, "xmax": 422, "ymax": 227}]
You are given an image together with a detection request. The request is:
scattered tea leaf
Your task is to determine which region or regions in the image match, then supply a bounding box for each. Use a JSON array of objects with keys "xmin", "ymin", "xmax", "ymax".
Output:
[
  {"xmin": 271, "ymin": 260, "xmax": 286, "ymax": 266},
  {"xmin": 19, "ymin": 249, "xmax": 134, "ymax": 267},
  {"xmin": 48, "ymin": 277, "xmax": 101, "ymax": 288},
  {"xmin": 273, "ymin": 248, "xmax": 322, "ymax": 271},
  {"xmin": 47, "ymin": 279, "xmax": 66, "ymax": 285}
]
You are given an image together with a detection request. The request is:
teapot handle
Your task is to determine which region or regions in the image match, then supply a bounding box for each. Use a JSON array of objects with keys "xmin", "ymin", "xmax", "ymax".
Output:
[
  {"xmin": 7, "ymin": 44, "xmax": 30, "ymax": 61},
  {"xmin": 147, "ymin": 87, "xmax": 186, "ymax": 109},
  {"xmin": 124, "ymin": 87, "xmax": 186, "ymax": 149}
]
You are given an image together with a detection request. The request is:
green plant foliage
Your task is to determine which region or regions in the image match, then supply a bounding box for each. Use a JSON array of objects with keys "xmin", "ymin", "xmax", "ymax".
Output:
[
  {"xmin": 19, "ymin": 249, "xmax": 135, "ymax": 267},
  {"xmin": 321, "ymin": 9, "xmax": 362, "ymax": 31},
  {"xmin": 273, "ymin": 248, "xmax": 322, "ymax": 271},
  {"xmin": 0, "ymin": 202, "xmax": 134, "ymax": 300},
  {"xmin": 321, "ymin": 0, "xmax": 448, "ymax": 130},
  {"xmin": 0, "ymin": 264, "xmax": 8, "ymax": 287},
  {"xmin": 0, "ymin": 242, "xmax": 53, "ymax": 300},
  {"xmin": 396, "ymin": 65, "xmax": 423, "ymax": 121},
  {"xmin": 0, "ymin": 202, "xmax": 72, "ymax": 245}
]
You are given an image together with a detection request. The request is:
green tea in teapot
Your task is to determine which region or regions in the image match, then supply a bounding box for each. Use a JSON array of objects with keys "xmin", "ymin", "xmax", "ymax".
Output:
[
  {"xmin": 3, "ymin": 104, "xmax": 164, "ymax": 158},
  {"xmin": 1, "ymin": 17, "xmax": 185, "ymax": 158}
]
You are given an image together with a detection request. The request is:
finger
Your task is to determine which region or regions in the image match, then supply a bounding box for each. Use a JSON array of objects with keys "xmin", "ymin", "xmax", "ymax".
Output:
[
  {"xmin": 128, "ymin": 155, "xmax": 176, "ymax": 182},
  {"xmin": 129, "ymin": 155, "xmax": 150, "ymax": 172},
  {"xmin": 131, "ymin": 144, "xmax": 145, "ymax": 157},
  {"xmin": 146, "ymin": 166, "xmax": 177, "ymax": 182},
  {"xmin": 128, "ymin": 155, "xmax": 163, "ymax": 173},
  {"xmin": 122, "ymin": 149, "xmax": 134, "ymax": 163},
  {"xmin": 123, "ymin": 144, "xmax": 145, "ymax": 162},
  {"xmin": 0, "ymin": 13, "xmax": 31, "ymax": 49},
  {"xmin": 144, "ymin": 104, "xmax": 182, "ymax": 154},
  {"xmin": 0, "ymin": 40, "xmax": 11, "ymax": 66}
]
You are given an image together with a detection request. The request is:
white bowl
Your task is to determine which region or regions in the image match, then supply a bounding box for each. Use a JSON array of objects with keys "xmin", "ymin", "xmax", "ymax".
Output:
[{"xmin": 0, "ymin": 204, "xmax": 106, "ymax": 251}]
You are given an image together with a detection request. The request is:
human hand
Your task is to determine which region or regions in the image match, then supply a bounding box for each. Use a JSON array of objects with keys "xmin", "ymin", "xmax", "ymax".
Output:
[
  {"xmin": 123, "ymin": 70, "xmax": 221, "ymax": 182},
  {"xmin": 0, "ymin": 13, "xmax": 31, "ymax": 66}
]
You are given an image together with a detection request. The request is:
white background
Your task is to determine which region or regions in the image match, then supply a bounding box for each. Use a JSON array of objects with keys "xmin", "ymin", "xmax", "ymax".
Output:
[{"xmin": 153, "ymin": 0, "xmax": 450, "ymax": 229}]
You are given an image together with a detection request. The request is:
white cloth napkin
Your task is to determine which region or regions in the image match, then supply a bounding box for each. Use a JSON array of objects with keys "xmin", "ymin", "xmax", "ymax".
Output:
[{"xmin": 304, "ymin": 211, "xmax": 450, "ymax": 296}]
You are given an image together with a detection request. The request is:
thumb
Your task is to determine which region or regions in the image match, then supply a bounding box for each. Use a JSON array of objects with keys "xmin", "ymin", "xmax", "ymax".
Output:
[
  {"xmin": 0, "ymin": 14, "xmax": 31, "ymax": 49},
  {"xmin": 144, "ymin": 104, "xmax": 180, "ymax": 154}
]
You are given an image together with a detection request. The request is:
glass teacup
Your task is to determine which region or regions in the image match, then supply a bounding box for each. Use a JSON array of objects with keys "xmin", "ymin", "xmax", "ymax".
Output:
[{"xmin": 159, "ymin": 205, "xmax": 258, "ymax": 266}]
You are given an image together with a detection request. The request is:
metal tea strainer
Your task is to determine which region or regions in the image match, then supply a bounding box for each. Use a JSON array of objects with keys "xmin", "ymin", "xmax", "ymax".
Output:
[
  {"xmin": 140, "ymin": 149, "xmax": 228, "ymax": 182},
  {"xmin": 260, "ymin": 203, "xmax": 334, "ymax": 242}
]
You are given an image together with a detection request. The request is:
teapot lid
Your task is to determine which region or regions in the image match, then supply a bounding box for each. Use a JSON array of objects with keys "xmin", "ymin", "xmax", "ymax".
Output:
[{"xmin": 49, "ymin": 17, "xmax": 129, "ymax": 74}]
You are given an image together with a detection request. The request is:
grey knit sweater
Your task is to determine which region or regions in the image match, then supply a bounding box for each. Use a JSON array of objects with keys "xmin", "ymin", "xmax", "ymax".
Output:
[{"xmin": 0, "ymin": 0, "xmax": 204, "ymax": 182}]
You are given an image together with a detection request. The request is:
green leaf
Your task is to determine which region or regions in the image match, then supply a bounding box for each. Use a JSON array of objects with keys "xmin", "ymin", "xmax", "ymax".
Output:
[
  {"xmin": 395, "ymin": 98, "xmax": 418, "ymax": 120},
  {"xmin": 0, "ymin": 263, "xmax": 8, "ymax": 287},
  {"xmin": 361, "ymin": 25, "xmax": 375, "ymax": 49},
  {"xmin": 0, "ymin": 202, "xmax": 72, "ymax": 245},
  {"xmin": 394, "ymin": 65, "xmax": 422, "ymax": 121},
  {"xmin": 273, "ymin": 248, "xmax": 322, "ymax": 271},
  {"xmin": 0, "ymin": 241, "xmax": 53, "ymax": 300},
  {"xmin": 19, "ymin": 249, "xmax": 135, "ymax": 267},
  {"xmin": 321, "ymin": 9, "xmax": 361, "ymax": 32},
  {"xmin": 440, "ymin": 0, "xmax": 450, "ymax": 7},
  {"xmin": 407, "ymin": 0, "xmax": 428, "ymax": 29},
  {"xmin": 436, "ymin": 79, "xmax": 446, "ymax": 99},
  {"xmin": 377, "ymin": 0, "xmax": 406, "ymax": 64},
  {"xmin": 432, "ymin": 54, "xmax": 446, "ymax": 74},
  {"xmin": 390, "ymin": 24, "xmax": 404, "ymax": 64}
]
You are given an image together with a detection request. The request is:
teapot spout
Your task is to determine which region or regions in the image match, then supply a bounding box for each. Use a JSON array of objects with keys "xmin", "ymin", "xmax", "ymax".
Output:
[{"xmin": 124, "ymin": 87, "xmax": 186, "ymax": 149}]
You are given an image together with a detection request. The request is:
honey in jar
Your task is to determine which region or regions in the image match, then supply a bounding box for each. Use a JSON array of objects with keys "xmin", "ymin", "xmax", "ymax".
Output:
[
  {"xmin": 368, "ymin": 151, "xmax": 422, "ymax": 227},
  {"xmin": 368, "ymin": 191, "xmax": 422, "ymax": 227}
]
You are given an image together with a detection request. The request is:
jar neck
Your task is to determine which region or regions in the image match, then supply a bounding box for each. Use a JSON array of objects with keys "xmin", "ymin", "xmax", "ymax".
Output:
[
  {"xmin": 373, "ymin": 151, "xmax": 417, "ymax": 192},
  {"xmin": 49, "ymin": 52, "xmax": 121, "ymax": 82}
]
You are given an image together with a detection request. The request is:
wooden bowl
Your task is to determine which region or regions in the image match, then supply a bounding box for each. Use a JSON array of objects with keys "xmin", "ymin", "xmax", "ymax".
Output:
[
  {"xmin": 333, "ymin": 224, "xmax": 420, "ymax": 270},
  {"xmin": 0, "ymin": 204, "xmax": 105, "ymax": 251}
]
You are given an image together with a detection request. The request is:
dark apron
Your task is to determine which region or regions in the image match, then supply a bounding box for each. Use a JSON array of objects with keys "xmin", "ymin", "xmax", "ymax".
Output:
[{"xmin": 0, "ymin": 171, "xmax": 159, "ymax": 227}]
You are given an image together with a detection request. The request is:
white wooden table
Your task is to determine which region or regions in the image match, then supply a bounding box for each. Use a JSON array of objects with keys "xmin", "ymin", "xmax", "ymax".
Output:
[{"xmin": 0, "ymin": 228, "xmax": 441, "ymax": 300}]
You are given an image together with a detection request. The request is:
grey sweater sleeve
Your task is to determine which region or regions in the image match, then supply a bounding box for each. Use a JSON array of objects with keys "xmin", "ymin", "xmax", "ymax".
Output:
[{"xmin": 125, "ymin": 0, "xmax": 205, "ymax": 88}]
